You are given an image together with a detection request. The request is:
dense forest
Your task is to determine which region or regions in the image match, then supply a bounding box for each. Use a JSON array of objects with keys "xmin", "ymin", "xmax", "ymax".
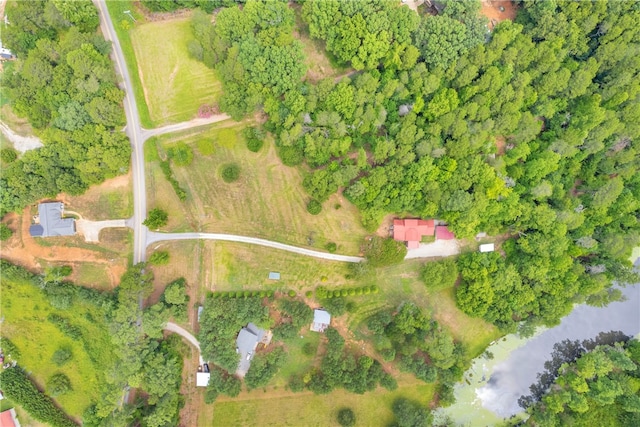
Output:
[
  {"xmin": 513, "ymin": 336, "xmax": 640, "ymax": 426},
  {"xmin": 0, "ymin": 0, "xmax": 130, "ymax": 215},
  {"xmin": 191, "ymin": 0, "xmax": 640, "ymax": 332}
]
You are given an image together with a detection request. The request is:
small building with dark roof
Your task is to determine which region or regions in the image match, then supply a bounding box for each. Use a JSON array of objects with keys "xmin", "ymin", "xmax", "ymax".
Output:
[{"xmin": 29, "ymin": 202, "xmax": 76, "ymax": 238}]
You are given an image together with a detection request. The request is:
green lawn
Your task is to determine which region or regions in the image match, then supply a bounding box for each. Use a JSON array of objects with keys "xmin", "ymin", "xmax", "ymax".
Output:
[
  {"xmin": 204, "ymin": 382, "xmax": 435, "ymax": 427},
  {"xmin": 146, "ymin": 122, "xmax": 369, "ymax": 254},
  {"xmin": 130, "ymin": 16, "xmax": 222, "ymax": 125},
  {"xmin": 0, "ymin": 274, "xmax": 116, "ymax": 419}
]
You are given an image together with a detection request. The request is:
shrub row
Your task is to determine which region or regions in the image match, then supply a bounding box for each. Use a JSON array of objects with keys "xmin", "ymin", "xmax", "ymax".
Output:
[
  {"xmin": 47, "ymin": 314, "xmax": 82, "ymax": 340},
  {"xmin": 0, "ymin": 336, "xmax": 21, "ymax": 359},
  {"xmin": 316, "ymin": 285, "xmax": 379, "ymax": 299},
  {"xmin": 159, "ymin": 160, "xmax": 187, "ymax": 201},
  {"xmin": 210, "ymin": 290, "xmax": 273, "ymax": 299},
  {"xmin": 0, "ymin": 368, "xmax": 77, "ymax": 427}
]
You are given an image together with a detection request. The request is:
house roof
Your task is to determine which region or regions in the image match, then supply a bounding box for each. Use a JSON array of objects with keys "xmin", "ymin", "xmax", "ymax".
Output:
[
  {"xmin": 196, "ymin": 372, "xmax": 210, "ymax": 387},
  {"xmin": 436, "ymin": 225, "xmax": 455, "ymax": 240},
  {"xmin": 236, "ymin": 323, "xmax": 264, "ymax": 354},
  {"xmin": 0, "ymin": 409, "xmax": 19, "ymax": 427},
  {"xmin": 30, "ymin": 202, "xmax": 75, "ymax": 237},
  {"xmin": 393, "ymin": 219, "xmax": 435, "ymax": 245},
  {"xmin": 311, "ymin": 309, "xmax": 331, "ymax": 332},
  {"xmin": 268, "ymin": 272, "xmax": 280, "ymax": 280}
]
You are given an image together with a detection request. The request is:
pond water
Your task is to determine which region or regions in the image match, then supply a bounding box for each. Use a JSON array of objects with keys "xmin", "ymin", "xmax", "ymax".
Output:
[{"xmin": 437, "ymin": 256, "xmax": 640, "ymax": 426}]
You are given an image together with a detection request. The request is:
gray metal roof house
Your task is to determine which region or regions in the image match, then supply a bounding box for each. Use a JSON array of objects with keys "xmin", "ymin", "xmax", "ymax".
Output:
[
  {"xmin": 311, "ymin": 309, "xmax": 331, "ymax": 333},
  {"xmin": 29, "ymin": 202, "xmax": 76, "ymax": 238},
  {"xmin": 236, "ymin": 323, "xmax": 265, "ymax": 376}
]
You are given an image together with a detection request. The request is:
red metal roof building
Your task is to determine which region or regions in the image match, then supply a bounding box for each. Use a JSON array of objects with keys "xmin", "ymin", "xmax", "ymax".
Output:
[
  {"xmin": 0, "ymin": 408, "xmax": 20, "ymax": 427},
  {"xmin": 435, "ymin": 225, "xmax": 456, "ymax": 240},
  {"xmin": 393, "ymin": 219, "xmax": 435, "ymax": 249}
]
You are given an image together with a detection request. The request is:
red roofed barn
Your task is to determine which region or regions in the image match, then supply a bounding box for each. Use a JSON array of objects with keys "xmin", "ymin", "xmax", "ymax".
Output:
[{"xmin": 393, "ymin": 219, "xmax": 435, "ymax": 249}]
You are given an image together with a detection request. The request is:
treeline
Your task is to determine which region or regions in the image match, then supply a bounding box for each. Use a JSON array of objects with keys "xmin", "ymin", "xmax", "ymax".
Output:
[
  {"xmin": 0, "ymin": 0, "xmax": 130, "ymax": 216},
  {"xmin": 0, "ymin": 367, "xmax": 77, "ymax": 427},
  {"xmin": 291, "ymin": 327, "xmax": 397, "ymax": 395},
  {"xmin": 513, "ymin": 338, "xmax": 640, "ymax": 426},
  {"xmin": 366, "ymin": 302, "xmax": 462, "ymax": 406}
]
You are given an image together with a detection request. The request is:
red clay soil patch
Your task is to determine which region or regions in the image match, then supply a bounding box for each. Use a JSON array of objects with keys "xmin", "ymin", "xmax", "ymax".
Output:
[
  {"xmin": 0, "ymin": 210, "xmax": 124, "ymax": 288},
  {"xmin": 481, "ymin": 0, "xmax": 518, "ymax": 29},
  {"xmin": 495, "ymin": 136, "xmax": 507, "ymax": 155}
]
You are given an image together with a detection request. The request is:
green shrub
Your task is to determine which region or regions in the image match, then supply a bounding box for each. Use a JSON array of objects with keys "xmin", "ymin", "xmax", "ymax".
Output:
[
  {"xmin": 149, "ymin": 250, "xmax": 170, "ymax": 265},
  {"xmin": 305, "ymin": 290, "xmax": 313, "ymax": 298},
  {"xmin": 1, "ymin": 147, "xmax": 18, "ymax": 163},
  {"xmin": 325, "ymin": 242, "xmax": 337, "ymax": 253},
  {"xmin": 316, "ymin": 287, "xmax": 328, "ymax": 299},
  {"xmin": 47, "ymin": 373, "xmax": 72, "ymax": 396},
  {"xmin": 221, "ymin": 163, "xmax": 240, "ymax": 183},
  {"xmin": 167, "ymin": 142, "xmax": 193, "ymax": 166},
  {"xmin": 279, "ymin": 145, "xmax": 303, "ymax": 166},
  {"xmin": 144, "ymin": 208, "xmax": 169, "ymax": 229},
  {"xmin": 244, "ymin": 127, "xmax": 265, "ymax": 153},
  {"xmin": 307, "ymin": 199, "xmax": 322, "ymax": 215},
  {"xmin": 348, "ymin": 289, "xmax": 356, "ymax": 296},
  {"xmin": 196, "ymin": 139, "xmax": 215, "ymax": 155},
  {"xmin": 0, "ymin": 337, "xmax": 21, "ymax": 359},
  {"xmin": 259, "ymin": 291, "xmax": 266, "ymax": 297},
  {"xmin": 363, "ymin": 237, "xmax": 407, "ymax": 267},
  {"xmin": 337, "ymin": 408, "xmax": 356, "ymax": 427},
  {"xmin": 370, "ymin": 285, "xmax": 379, "ymax": 294},
  {"xmin": 244, "ymin": 291, "xmax": 251, "ymax": 298},
  {"xmin": 340, "ymin": 289, "xmax": 348, "ymax": 297},
  {"xmin": 288, "ymin": 375, "xmax": 305, "ymax": 392},
  {"xmin": 51, "ymin": 347, "xmax": 73, "ymax": 366},
  {"xmin": 355, "ymin": 288, "xmax": 363, "ymax": 296},
  {"xmin": 421, "ymin": 258, "xmax": 459, "ymax": 291},
  {"xmin": 288, "ymin": 290, "xmax": 296, "ymax": 297},
  {"xmin": 0, "ymin": 223, "xmax": 13, "ymax": 241}
]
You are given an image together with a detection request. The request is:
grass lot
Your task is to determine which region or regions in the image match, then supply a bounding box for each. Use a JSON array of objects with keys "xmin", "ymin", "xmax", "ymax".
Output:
[
  {"xmin": 145, "ymin": 122, "xmax": 369, "ymax": 254},
  {"xmin": 130, "ymin": 17, "xmax": 222, "ymax": 125},
  {"xmin": 104, "ymin": 0, "xmax": 152, "ymax": 127},
  {"xmin": 64, "ymin": 173, "xmax": 132, "ymax": 220},
  {"xmin": 0, "ymin": 273, "xmax": 116, "ymax": 419},
  {"xmin": 204, "ymin": 382, "xmax": 435, "ymax": 427},
  {"xmin": 211, "ymin": 242, "xmax": 351, "ymax": 293}
]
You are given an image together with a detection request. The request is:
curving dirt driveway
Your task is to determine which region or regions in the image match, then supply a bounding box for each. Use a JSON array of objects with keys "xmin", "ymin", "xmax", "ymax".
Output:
[{"xmin": 164, "ymin": 321, "xmax": 203, "ymax": 365}]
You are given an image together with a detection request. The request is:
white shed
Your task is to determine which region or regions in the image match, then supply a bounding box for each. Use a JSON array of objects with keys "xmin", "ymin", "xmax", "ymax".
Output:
[
  {"xmin": 196, "ymin": 372, "xmax": 210, "ymax": 387},
  {"xmin": 479, "ymin": 243, "xmax": 495, "ymax": 253}
]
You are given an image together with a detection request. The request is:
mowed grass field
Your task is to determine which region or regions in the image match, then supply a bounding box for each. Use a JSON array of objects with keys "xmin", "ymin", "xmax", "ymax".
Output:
[
  {"xmin": 203, "ymin": 382, "xmax": 435, "ymax": 427},
  {"xmin": 130, "ymin": 17, "xmax": 222, "ymax": 125},
  {"xmin": 0, "ymin": 273, "xmax": 116, "ymax": 419},
  {"xmin": 145, "ymin": 121, "xmax": 369, "ymax": 254}
]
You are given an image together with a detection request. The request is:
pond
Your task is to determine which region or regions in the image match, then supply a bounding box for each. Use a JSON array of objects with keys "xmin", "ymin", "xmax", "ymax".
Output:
[{"xmin": 437, "ymin": 256, "xmax": 640, "ymax": 426}]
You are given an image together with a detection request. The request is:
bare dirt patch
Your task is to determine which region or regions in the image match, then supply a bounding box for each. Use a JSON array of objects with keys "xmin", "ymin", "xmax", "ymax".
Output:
[
  {"xmin": 0, "ymin": 210, "xmax": 127, "ymax": 288},
  {"xmin": 495, "ymin": 136, "xmax": 506, "ymax": 155},
  {"xmin": 481, "ymin": 0, "xmax": 518, "ymax": 29}
]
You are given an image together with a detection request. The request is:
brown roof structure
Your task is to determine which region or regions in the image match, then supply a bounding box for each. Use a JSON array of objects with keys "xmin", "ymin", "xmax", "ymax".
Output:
[{"xmin": 393, "ymin": 219, "xmax": 435, "ymax": 249}]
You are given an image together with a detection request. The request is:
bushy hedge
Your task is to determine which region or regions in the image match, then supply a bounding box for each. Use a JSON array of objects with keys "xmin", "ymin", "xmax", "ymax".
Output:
[
  {"xmin": 159, "ymin": 160, "xmax": 187, "ymax": 201},
  {"xmin": 316, "ymin": 285, "xmax": 378, "ymax": 299},
  {"xmin": 0, "ymin": 368, "xmax": 77, "ymax": 427},
  {"xmin": 47, "ymin": 314, "xmax": 82, "ymax": 340},
  {"xmin": 210, "ymin": 290, "xmax": 273, "ymax": 299}
]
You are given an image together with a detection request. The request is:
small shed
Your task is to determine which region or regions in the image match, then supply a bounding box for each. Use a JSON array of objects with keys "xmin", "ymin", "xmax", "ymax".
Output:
[
  {"xmin": 268, "ymin": 272, "xmax": 280, "ymax": 280},
  {"xmin": 311, "ymin": 309, "xmax": 331, "ymax": 333},
  {"xmin": 196, "ymin": 372, "xmax": 210, "ymax": 387},
  {"xmin": 479, "ymin": 243, "xmax": 495, "ymax": 253}
]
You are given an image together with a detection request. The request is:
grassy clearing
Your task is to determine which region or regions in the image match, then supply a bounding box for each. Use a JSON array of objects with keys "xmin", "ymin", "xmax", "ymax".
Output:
[
  {"xmin": 204, "ymin": 382, "xmax": 434, "ymax": 427},
  {"xmin": 291, "ymin": 4, "xmax": 352, "ymax": 83},
  {"xmin": 130, "ymin": 17, "xmax": 222, "ymax": 125},
  {"xmin": 0, "ymin": 104, "xmax": 36, "ymax": 136},
  {"xmin": 211, "ymin": 242, "xmax": 351, "ymax": 293},
  {"xmin": 0, "ymin": 274, "xmax": 116, "ymax": 419},
  {"xmin": 104, "ymin": 0, "xmax": 152, "ymax": 127},
  {"xmin": 64, "ymin": 174, "xmax": 132, "ymax": 220},
  {"xmin": 146, "ymin": 122, "xmax": 368, "ymax": 254}
]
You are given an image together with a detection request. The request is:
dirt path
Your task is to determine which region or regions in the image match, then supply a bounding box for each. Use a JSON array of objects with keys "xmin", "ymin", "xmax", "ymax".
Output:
[
  {"xmin": 481, "ymin": 0, "xmax": 518, "ymax": 29},
  {"xmin": 0, "ymin": 121, "xmax": 43, "ymax": 153}
]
